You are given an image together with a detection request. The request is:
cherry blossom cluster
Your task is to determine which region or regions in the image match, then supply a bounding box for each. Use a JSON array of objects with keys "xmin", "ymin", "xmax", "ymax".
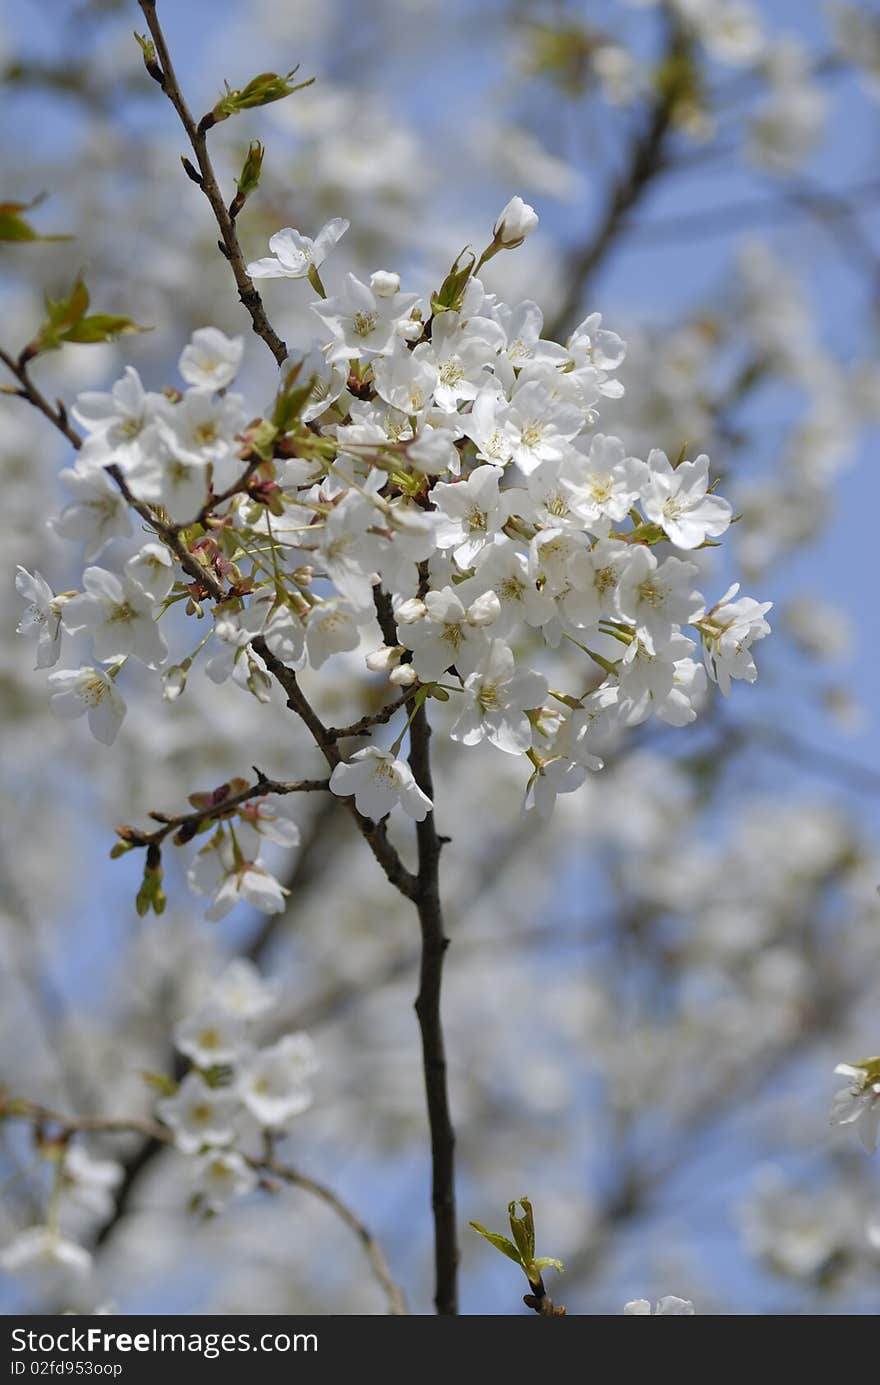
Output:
[
  {"xmin": 0, "ymin": 962, "xmax": 316, "ymax": 1299},
  {"xmin": 156, "ymin": 960, "xmax": 318, "ymax": 1211},
  {"xmin": 15, "ymin": 197, "xmax": 771, "ymax": 915}
]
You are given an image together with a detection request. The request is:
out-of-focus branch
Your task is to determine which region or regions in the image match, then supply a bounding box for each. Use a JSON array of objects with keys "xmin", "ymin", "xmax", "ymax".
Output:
[
  {"xmin": 137, "ymin": 0, "xmax": 288, "ymax": 366},
  {"xmin": 4, "ymin": 1099, "xmax": 407, "ymax": 1316},
  {"xmin": 626, "ymin": 176, "xmax": 880, "ymax": 247},
  {"xmin": 721, "ymin": 720, "xmax": 880, "ymax": 799},
  {"xmin": 546, "ymin": 18, "xmax": 690, "ymax": 338},
  {"xmin": 92, "ymin": 797, "xmax": 337, "ymax": 1251}
]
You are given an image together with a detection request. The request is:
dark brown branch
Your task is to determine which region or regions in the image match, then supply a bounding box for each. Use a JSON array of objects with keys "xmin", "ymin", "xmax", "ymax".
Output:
[
  {"xmin": 121, "ymin": 776, "xmax": 330, "ymax": 849},
  {"xmin": 252, "ymin": 638, "xmax": 419, "ymax": 899},
  {"xmin": 0, "ymin": 347, "xmax": 82, "ymax": 449},
  {"xmin": 137, "ymin": 1, "xmax": 288, "ymax": 366},
  {"xmin": 325, "ymin": 689, "xmax": 414, "ymax": 742},
  {"xmin": 408, "ymin": 697, "xmax": 458, "ymax": 1314},
  {"xmin": 5, "ymin": 1100, "xmax": 406, "ymax": 1315},
  {"xmin": 523, "ymin": 1274, "xmax": 567, "ymax": 1317}
]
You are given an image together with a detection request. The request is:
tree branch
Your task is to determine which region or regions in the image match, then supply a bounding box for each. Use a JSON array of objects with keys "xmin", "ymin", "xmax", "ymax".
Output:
[
  {"xmin": 137, "ymin": 1, "xmax": 288, "ymax": 366},
  {"xmin": 545, "ymin": 18, "xmax": 689, "ymax": 340},
  {"xmin": 120, "ymin": 775, "xmax": 330, "ymax": 849},
  {"xmin": 252, "ymin": 638, "xmax": 419, "ymax": 900},
  {"xmin": 408, "ymin": 697, "xmax": 458, "ymax": 1314}
]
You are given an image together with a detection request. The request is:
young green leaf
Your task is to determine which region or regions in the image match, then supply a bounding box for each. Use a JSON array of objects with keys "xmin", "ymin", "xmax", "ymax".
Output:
[
  {"xmin": 26, "ymin": 277, "xmax": 148, "ymax": 358},
  {"xmin": 468, "ymin": 1221, "xmax": 524, "ymax": 1266},
  {"xmin": 204, "ymin": 68, "xmax": 315, "ymax": 129},
  {"xmin": 0, "ymin": 197, "xmax": 71, "ymax": 244}
]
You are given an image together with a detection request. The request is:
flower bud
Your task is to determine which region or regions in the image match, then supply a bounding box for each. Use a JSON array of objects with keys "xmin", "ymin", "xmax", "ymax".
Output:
[
  {"xmin": 493, "ymin": 196, "xmax": 539, "ymax": 248},
  {"xmin": 370, "ymin": 270, "xmax": 400, "ymax": 298},
  {"xmin": 397, "ymin": 317, "xmax": 424, "ymax": 342},
  {"xmin": 396, "ymin": 597, "xmax": 427, "ymax": 624},
  {"xmin": 292, "ymin": 565, "xmax": 315, "ymax": 587},
  {"xmin": 246, "ymin": 655, "xmax": 272, "ymax": 704},
  {"xmin": 162, "ymin": 664, "xmax": 189, "ymax": 702},
  {"xmin": 389, "ymin": 663, "xmax": 418, "ymax": 687},
  {"xmin": 467, "ymin": 590, "xmax": 501, "ymax": 627},
  {"xmin": 366, "ymin": 644, "xmax": 404, "ymax": 672}
]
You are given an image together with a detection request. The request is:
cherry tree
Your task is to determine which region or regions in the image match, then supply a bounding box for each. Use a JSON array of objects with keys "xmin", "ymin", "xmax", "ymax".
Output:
[{"xmin": 1, "ymin": 0, "xmax": 879, "ymax": 1317}]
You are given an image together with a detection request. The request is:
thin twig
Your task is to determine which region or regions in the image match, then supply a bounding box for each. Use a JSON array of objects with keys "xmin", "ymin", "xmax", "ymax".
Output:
[
  {"xmin": 122, "ymin": 776, "xmax": 330, "ymax": 849},
  {"xmin": 325, "ymin": 690, "xmax": 414, "ymax": 742},
  {"xmin": 137, "ymin": 1, "xmax": 288, "ymax": 365}
]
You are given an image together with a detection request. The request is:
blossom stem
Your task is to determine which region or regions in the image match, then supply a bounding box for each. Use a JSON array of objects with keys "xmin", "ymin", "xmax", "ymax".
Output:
[{"xmin": 563, "ymin": 632, "xmax": 618, "ymax": 675}]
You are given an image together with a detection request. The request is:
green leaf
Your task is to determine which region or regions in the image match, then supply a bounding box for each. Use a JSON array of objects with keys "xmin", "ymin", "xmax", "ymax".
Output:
[
  {"xmin": 272, "ymin": 361, "xmax": 315, "ymax": 433},
  {"xmin": 508, "ymin": 1198, "xmax": 535, "ymax": 1266},
  {"xmin": 0, "ymin": 196, "xmax": 71, "ymax": 244},
  {"xmin": 626, "ymin": 521, "xmax": 667, "ymax": 546},
  {"xmin": 28, "ymin": 277, "xmax": 149, "ymax": 357},
  {"xmin": 236, "ymin": 141, "xmax": 264, "ymax": 200},
  {"xmin": 209, "ymin": 68, "xmax": 314, "ymax": 125},
  {"xmin": 64, "ymin": 313, "xmax": 147, "ymax": 344},
  {"xmin": 469, "ymin": 1221, "xmax": 524, "ymax": 1266},
  {"xmin": 532, "ymin": 1256, "xmax": 564, "ymax": 1276},
  {"xmin": 431, "ymin": 247, "xmax": 475, "ymax": 316}
]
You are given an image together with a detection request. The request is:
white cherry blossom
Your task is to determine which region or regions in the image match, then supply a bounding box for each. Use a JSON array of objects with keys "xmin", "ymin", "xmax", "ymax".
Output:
[
  {"xmin": 179, "ymin": 327, "xmax": 244, "ymax": 390},
  {"xmin": 641, "ymin": 449, "xmax": 732, "ymax": 549},
  {"xmin": 193, "ymin": 1150, "xmax": 257, "ymax": 1212},
  {"xmin": 15, "ymin": 567, "xmax": 66, "ymax": 668},
  {"xmin": 329, "ymin": 746, "xmax": 433, "ymax": 821},
  {"xmin": 47, "ymin": 665, "xmax": 126, "ymax": 745},
  {"xmin": 450, "ymin": 639, "xmax": 547, "ymax": 754},
  {"xmin": 831, "ymin": 1061, "xmax": 880, "ymax": 1153},
  {"xmin": 62, "ymin": 565, "xmax": 167, "ymax": 667},
  {"xmin": 174, "ymin": 1001, "xmax": 248, "ymax": 1067},
  {"xmin": 156, "ymin": 1072, "xmax": 240, "ymax": 1154},
  {"xmin": 492, "ymin": 195, "xmax": 539, "ymax": 246},
  {"xmin": 624, "ymin": 1296, "xmax": 695, "ymax": 1315},
  {"xmin": 247, "ymin": 218, "xmax": 349, "ymax": 279},
  {"xmin": 238, "ymin": 1033, "xmax": 319, "ymax": 1128},
  {"xmin": 50, "ymin": 465, "xmax": 132, "ymax": 559},
  {"xmin": 399, "ymin": 586, "xmax": 498, "ymax": 680},
  {"xmin": 312, "ymin": 272, "xmax": 420, "ymax": 362}
]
